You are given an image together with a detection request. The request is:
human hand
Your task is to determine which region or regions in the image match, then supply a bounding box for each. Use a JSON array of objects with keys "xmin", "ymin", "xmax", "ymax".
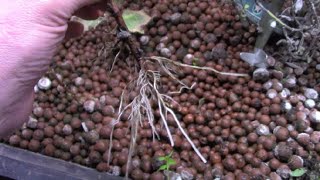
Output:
[{"xmin": 0, "ymin": 0, "xmax": 106, "ymax": 137}]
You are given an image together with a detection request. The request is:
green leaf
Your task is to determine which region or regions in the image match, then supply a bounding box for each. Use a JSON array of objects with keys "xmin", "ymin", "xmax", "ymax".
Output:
[
  {"xmin": 290, "ymin": 168, "xmax": 306, "ymax": 177},
  {"xmin": 71, "ymin": 16, "xmax": 105, "ymax": 32},
  {"xmin": 158, "ymin": 157, "xmax": 166, "ymax": 161},
  {"xmin": 122, "ymin": 10, "xmax": 151, "ymax": 34},
  {"xmin": 244, "ymin": 4, "xmax": 250, "ymax": 9},
  {"xmin": 192, "ymin": 58, "xmax": 199, "ymax": 66},
  {"xmin": 158, "ymin": 165, "xmax": 168, "ymax": 171},
  {"xmin": 166, "ymin": 159, "xmax": 176, "ymax": 166}
]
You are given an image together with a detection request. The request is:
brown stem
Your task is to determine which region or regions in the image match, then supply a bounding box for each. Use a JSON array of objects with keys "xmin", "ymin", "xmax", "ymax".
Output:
[{"xmin": 106, "ymin": 0, "xmax": 142, "ymax": 68}]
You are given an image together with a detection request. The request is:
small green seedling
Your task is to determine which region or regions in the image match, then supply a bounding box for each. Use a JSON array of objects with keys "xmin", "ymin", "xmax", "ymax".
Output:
[
  {"xmin": 244, "ymin": 4, "xmax": 250, "ymax": 10},
  {"xmin": 290, "ymin": 168, "xmax": 307, "ymax": 177},
  {"xmin": 157, "ymin": 151, "xmax": 176, "ymax": 171},
  {"xmin": 192, "ymin": 57, "xmax": 199, "ymax": 66}
]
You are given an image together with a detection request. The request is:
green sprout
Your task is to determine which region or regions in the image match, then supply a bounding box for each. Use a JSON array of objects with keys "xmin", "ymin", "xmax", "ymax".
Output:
[
  {"xmin": 192, "ymin": 57, "xmax": 199, "ymax": 66},
  {"xmin": 157, "ymin": 151, "xmax": 176, "ymax": 171},
  {"xmin": 244, "ymin": 4, "xmax": 250, "ymax": 10},
  {"xmin": 290, "ymin": 168, "xmax": 307, "ymax": 177},
  {"xmin": 237, "ymin": 1, "xmax": 250, "ymax": 18}
]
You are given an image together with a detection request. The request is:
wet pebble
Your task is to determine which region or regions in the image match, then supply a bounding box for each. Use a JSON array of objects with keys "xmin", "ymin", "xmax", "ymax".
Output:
[
  {"xmin": 27, "ymin": 117, "xmax": 38, "ymax": 129},
  {"xmin": 170, "ymin": 13, "xmax": 181, "ymax": 24},
  {"xmin": 256, "ymin": 124, "xmax": 270, "ymax": 135},
  {"xmin": 140, "ymin": 36, "xmax": 150, "ymax": 45},
  {"xmin": 304, "ymin": 88, "xmax": 318, "ymax": 99},
  {"xmin": 267, "ymin": 89, "xmax": 277, "ymax": 99},
  {"xmin": 309, "ymin": 110, "xmax": 320, "ymax": 123},
  {"xmin": 263, "ymin": 81, "xmax": 272, "ymax": 91},
  {"xmin": 283, "ymin": 76, "xmax": 296, "ymax": 88},
  {"xmin": 253, "ymin": 68, "xmax": 269, "ymax": 82},
  {"xmin": 37, "ymin": 77, "xmax": 52, "ymax": 90},
  {"xmin": 305, "ymin": 99, "xmax": 316, "ymax": 109},
  {"xmin": 83, "ymin": 100, "xmax": 95, "ymax": 113},
  {"xmin": 279, "ymin": 88, "xmax": 291, "ymax": 99},
  {"xmin": 281, "ymin": 101, "xmax": 292, "ymax": 112},
  {"xmin": 160, "ymin": 48, "xmax": 172, "ymax": 58}
]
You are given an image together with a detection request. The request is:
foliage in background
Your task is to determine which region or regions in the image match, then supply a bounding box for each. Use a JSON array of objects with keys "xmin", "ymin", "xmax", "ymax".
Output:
[
  {"xmin": 235, "ymin": 0, "xmax": 320, "ymax": 65},
  {"xmin": 265, "ymin": 0, "xmax": 319, "ymax": 63}
]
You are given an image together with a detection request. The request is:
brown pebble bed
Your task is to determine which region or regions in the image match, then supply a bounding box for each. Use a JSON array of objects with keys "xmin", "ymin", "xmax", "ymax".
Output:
[{"xmin": 2, "ymin": 0, "xmax": 320, "ymax": 179}]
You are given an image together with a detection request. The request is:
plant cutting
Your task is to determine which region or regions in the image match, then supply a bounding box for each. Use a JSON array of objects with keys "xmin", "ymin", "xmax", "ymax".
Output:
[{"xmin": 99, "ymin": 0, "xmax": 248, "ymax": 178}]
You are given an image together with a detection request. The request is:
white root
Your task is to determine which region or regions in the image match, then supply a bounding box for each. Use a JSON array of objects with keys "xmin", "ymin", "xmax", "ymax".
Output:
[
  {"xmin": 166, "ymin": 107, "xmax": 207, "ymax": 163},
  {"xmin": 139, "ymin": 84, "xmax": 159, "ymax": 141},
  {"xmin": 149, "ymin": 70, "xmax": 206, "ymax": 162},
  {"xmin": 108, "ymin": 54, "xmax": 248, "ymax": 169},
  {"xmin": 118, "ymin": 90, "xmax": 125, "ymax": 114},
  {"xmin": 150, "ymin": 71, "xmax": 174, "ymax": 146},
  {"xmin": 107, "ymin": 100, "xmax": 134, "ymax": 165},
  {"xmin": 149, "ymin": 56, "xmax": 249, "ymax": 77},
  {"xmin": 107, "ymin": 125, "xmax": 114, "ymax": 165},
  {"xmin": 110, "ymin": 49, "xmax": 121, "ymax": 73},
  {"xmin": 123, "ymin": 96, "xmax": 141, "ymax": 178},
  {"xmin": 115, "ymin": 69, "xmax": 207, "ymax": 164},
  {"xmin": 169, "ymin": 82, "xmax": 196, "ymax": 95}
]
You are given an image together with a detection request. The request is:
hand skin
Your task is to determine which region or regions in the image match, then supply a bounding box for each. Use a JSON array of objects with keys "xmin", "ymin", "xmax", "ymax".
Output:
[{"xmin": 0, "ymin": 0, "xmax": 106, "ymax": 138}]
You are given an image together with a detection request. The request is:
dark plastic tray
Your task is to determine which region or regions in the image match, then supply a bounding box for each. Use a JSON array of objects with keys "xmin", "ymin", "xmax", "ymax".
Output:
[{"xmin": 0, "ymin": 143, "xmax": 123, "ymax": 180}]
